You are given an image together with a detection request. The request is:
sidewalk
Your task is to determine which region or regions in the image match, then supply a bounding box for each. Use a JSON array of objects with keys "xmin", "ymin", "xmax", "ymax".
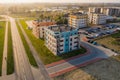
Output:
[{"xmin": 49, "ymin": 58, "xmax": 103, "ymax": 77}]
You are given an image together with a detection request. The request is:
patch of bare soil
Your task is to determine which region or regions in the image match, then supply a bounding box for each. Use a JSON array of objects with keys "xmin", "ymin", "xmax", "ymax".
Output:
[{"xmin": 53, "ymin": 57, "xmax": 120, "ymax": 80}]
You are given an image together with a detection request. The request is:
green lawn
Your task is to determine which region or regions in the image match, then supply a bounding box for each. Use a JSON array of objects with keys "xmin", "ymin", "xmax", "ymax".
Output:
[
  {"xmin": 16, "ymin": 21, "xmax": 38, "ymax": 67},
  {"xmin": 19, "ymin": 19, "xmax": 86, "ymax": 65},
  {"xmin": 95, "ymin": 31, "xmax": 120, "ymax": 62},
  {"xmin": 7, "ymin": 22, "xmax": 14, "ymax": 75},
  {"xmin": 96, "ymin": 31, "xmax": 120, "ymax": 53},
  {"xmin": 0, "ymin": 21, "xmax": 6, "ymax": 76}
]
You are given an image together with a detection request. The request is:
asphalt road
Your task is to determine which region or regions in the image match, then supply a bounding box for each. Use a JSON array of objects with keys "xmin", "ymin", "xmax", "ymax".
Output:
[
  {"xmin": 17, "ymin": 19, "xmax": 51, "ymax": 80},
  {"xmin": 9, "ymin": 17, "xmax": 34, "ymax": 80},
  {"xmin": 47, "ymin": 41, "xmax": 114, "ymax": 75}
]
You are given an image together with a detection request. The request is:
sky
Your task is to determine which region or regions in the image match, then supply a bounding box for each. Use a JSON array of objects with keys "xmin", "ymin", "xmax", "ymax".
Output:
[{"xmin": 0, "ymin": 0, "xmax": 120, "ymax": 3}]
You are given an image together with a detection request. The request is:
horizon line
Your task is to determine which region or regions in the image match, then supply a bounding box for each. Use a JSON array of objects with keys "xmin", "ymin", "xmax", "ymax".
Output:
[{"xmin": 0, "ymin": 2, "xmax": 120, "ymax": 4}]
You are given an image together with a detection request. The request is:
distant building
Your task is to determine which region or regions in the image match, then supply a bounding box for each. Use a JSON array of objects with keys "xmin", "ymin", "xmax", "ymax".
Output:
[
  {"xmin": 32, "ymin": 20, "xmax": 56, "ymax": 38},
  {"xmin": 89, "ymin": 7, "xmax": 120, "ymax": 17},
  {"xmin": 45, "ymin": 25, "xmax": 80, "ymax": 55},
  {"xmin": 88, "ymin": 13, "xmax": 107, "ymax": 25},
  {"xmin": 89, "ymin": 7, "xmax": 101, "ymax": 13},
  {"xmin": 69, "ymin": 13, "xmax": 88, "ymax": 29},
  {"xmin": 104, "ymin": 8, "xmax": 120, "ymax": 17}
]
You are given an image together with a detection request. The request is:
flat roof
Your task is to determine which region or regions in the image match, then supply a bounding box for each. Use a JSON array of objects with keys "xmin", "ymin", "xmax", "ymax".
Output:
[
  {"xmin": 48, "ymin": 25, "xmax": 76, "ymax": 32},
  {"xmin": 70, "ymin": 12, "xmax": 87, "ymax": 16}
]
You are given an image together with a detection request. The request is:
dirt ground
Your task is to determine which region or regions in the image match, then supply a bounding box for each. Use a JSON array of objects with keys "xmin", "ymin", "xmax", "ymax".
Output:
[{"xmin": 53, "ymin": 57, "xmax": 120, "ymax": 80}]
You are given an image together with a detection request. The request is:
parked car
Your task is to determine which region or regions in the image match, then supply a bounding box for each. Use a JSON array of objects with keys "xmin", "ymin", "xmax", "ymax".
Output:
[
  {"xmin": 98, "ymin": 32, "xmax": 106, "ymax": 36},
  {"xmin": 116, "ymin": 28, "xmax": 120, "ymax": 31},
  {"xmin": 92, "ymin": 41, "xmax": 97, "ymax": 45},
  {"xmin": 88, "ymin": 40, "xmax": 94, "ymax": 43}
]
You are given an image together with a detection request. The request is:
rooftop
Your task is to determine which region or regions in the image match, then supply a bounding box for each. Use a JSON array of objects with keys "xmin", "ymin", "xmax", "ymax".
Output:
[
  {"xmin": 89, "ymin": 7, "xmax": 120, "ymax": 9},
  {"xmin": 90, "ymin": 12, "xmax": 106, "ymax": 15},
  {"xmin": 70, "ymin": 12, "xmax": 86, "ymax": 16},
  {"xmin": 48, "ymin": 25, "xmax": 76, "ymax": 32},
  {"xmin": 32, "ymin": 19, "xmax": 56, "ymax": 27}
]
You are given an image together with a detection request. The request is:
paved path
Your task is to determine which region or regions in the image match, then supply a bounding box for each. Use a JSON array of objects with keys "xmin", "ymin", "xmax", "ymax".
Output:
[
  {"xmin": 9, "ymin": 16, "xmax": 34, "ymax": 80},
  {"xmin": 0, "ymin": 73, "xmax": 15, "ymax": 80},
  {"xmin": 17, "ymin": 19, "xmax": 51, "ymax": 80},
  {"xmin": 26, "ymin": 21, "xmax": 33, "ymax": 29},
  {"xmin": 2, "ymin": 21, "xmax": 8, "ymax": 76},
  {"xmin": 46, "ymin": 41, "xmax": 116, "ymax": 77}
]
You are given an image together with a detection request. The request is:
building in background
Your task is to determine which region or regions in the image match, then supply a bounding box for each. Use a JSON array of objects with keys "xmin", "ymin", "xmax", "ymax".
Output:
[
  {"xmin": 88, "ymin": 13, "xmax": 107, "ymax": 25},
  {"xmin": 105, "ymin": 8, "xmax": 120, "ymax": 17},
  {"xmin": 69, "ymin": 13, "xmax": 88, "ymax": 29},
  {"xmin": 32, "ymin": 20, "xmax": 56, "ymax": 38},
  {"xmin": 89, "ymin": 7, "xmax": 120, "ymax": 17},
  {"xmin": 45, "ymin": 25, "xmax": 80, "ymax": 55},
  {"xmin": 89, "ymin": 7, "xmax": 101, "ymax": 13}
]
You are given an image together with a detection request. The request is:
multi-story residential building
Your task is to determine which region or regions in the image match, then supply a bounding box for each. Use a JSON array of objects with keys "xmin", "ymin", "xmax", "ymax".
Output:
[
  {"xmin": 45, "ymin": 25, "xmax": 80, "ymax": 55},
  {"xmin": 89, "ymin": 7, "xmax": 101, "ymax": 13},
  {"xmin": 88, "ymin": 13, "xmax": 107, "ymax": 25},
  {"xmin": 89, "ymin": 7, "xmax": 120, "ymax": 17},
  {"xmin": 32, "ymin": 20, "xmax": 56, "ymax": 38},
  {"xmin": 107, "ymin": 8, "xmax": 120, "ymax": 17},
  {"xmin": 69, "ymin": 13, "xmax": 88, "ymax": 29}
]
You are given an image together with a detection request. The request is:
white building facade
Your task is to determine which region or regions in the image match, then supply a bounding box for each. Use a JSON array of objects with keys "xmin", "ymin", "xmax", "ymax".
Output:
[
  {"xmin": 88, "ymin": 13, "xmax": 107, "ymax": 25},
  {"xmin": 45, "ymin": 25, "xmax": 80, "ymax": 55},
  {"xmin": 69, "ymin": 13, "xmax": 88, "ymax": 29}
]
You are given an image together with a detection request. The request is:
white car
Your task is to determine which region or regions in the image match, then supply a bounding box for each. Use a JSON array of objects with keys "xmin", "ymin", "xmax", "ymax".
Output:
[{"xmin": 116, "ymin": 28, "xmax": 120, "ymax": 30}]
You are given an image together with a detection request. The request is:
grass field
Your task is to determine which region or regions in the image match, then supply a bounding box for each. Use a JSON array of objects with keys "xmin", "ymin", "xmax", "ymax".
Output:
[
  {"xmin": 16, "ymin": 21, "xmax": 38, "ymax": 67},
  {"xmin": 19, "ymin": 19, "xmax": 86, "ymax": 65},
  {"xmin": 7, "ymin": 22, "xmax": 14, "ymax": 75},
  {"xmin": 0, "ymin": 21, "xmax": 6, "ymax": 76},
  {"xmin": 95, "ymin": 31, "xmax": 120, "ymax": 62},
  {"xmin": 95, "ymin": 31, "xmax": 120, "ymax": 53}
]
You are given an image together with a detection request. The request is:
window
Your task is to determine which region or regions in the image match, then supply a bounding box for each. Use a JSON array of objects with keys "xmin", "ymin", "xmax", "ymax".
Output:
[
  {"xmin": 65, "ymin": 44, "xmax": 68, "ymax": 46},
  {"xmin": 74, "ymin": 41, "xmax": 78, "ymax": 43},
  {"xmin": 60, "ymin": 45, "xmax": 63, "ymax": 47},
  {"xmin": 66, "ymin": 39, "xmax": 68, "ymax": 41},
  {"xmin": 56, "ymin": 36, "xmax": 60, "ymax": 38},
  {"xmin": 60, "ymin": 40, "xmax": 63, "ymax": 42},
  {"xmin": 70, "ymin": 38, "xmax": 72, "ymax": 41},
  {"xmin": 75, "ymin": 45, "xmax": 78, "ymax": 48},
  {"xmin": 60, "ymin": 49, "xmax": 63, "ymax": 51},
  {"xmin": 61, "ymin": 35, "xmax": 64, "ymax": 37},
  {"xmin": 74, "ymin": 37, "xmax": 78, "ymax": 39}
]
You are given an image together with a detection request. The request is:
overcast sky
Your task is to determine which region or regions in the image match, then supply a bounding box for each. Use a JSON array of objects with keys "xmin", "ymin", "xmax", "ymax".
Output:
[{"xmin": 0, "ymin": 0, "xmax": 120, "ymax": 3}]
